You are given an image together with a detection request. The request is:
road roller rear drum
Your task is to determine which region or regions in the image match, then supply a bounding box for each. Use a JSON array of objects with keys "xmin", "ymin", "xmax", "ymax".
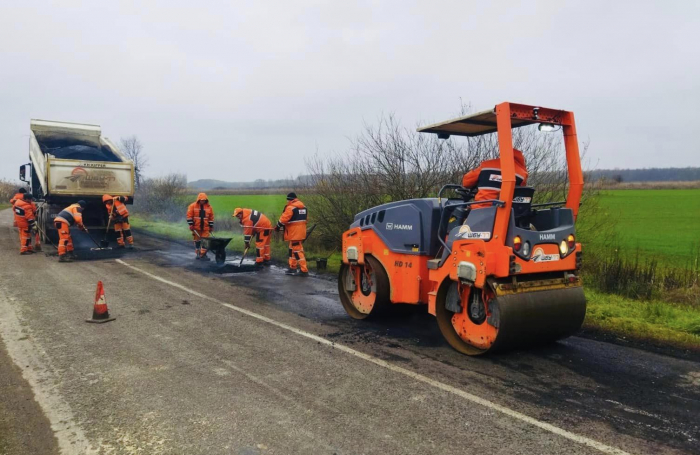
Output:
[{"xmin": 338, "ymin": 256, "xmax": 390, "ymax": 319}]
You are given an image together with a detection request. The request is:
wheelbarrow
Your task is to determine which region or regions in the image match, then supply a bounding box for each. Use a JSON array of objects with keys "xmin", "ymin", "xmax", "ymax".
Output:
[{"xmin": 200, "ymin": 236, "xmax": 233, "ymax": 264}]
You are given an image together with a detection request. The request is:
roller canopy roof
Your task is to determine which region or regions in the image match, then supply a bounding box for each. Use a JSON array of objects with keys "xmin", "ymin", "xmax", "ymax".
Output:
[
  {"xmin": 418, "ymin": 108, "xmax": 534, "ymax": 137},
  {"xmin": 417, "ymin": 103, "xmax": 569, "ymax": 138}
]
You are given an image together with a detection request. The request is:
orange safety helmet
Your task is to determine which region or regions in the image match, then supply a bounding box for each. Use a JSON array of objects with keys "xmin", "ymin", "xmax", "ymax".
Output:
[
  {"xmin": 102, "ymin": 194, "xmax": 112, "ymax": 203},
  {"xmin": 232, "ymin": 207, "xmax": 243, "ymax": 218}
]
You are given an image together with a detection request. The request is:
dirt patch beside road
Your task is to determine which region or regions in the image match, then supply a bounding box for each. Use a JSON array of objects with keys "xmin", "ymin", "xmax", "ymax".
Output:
[{"xmin": 0, "ymin": 340, "xmax": 58, "ymax": 455}]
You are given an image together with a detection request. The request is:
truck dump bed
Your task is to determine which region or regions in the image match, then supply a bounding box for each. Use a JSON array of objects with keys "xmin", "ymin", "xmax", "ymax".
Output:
[
  {"xmin": 29, "ymin": 119, "xmax": 134, "ymax": 199},
  {"xmin": 31, "ymin": 120, "xmax": 123, "ymax": 162}
]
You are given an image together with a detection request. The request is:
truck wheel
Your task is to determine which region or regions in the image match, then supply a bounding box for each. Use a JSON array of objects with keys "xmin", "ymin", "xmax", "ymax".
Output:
[
  {"xmin": 338, "ymin": 256, "xmax": 390, "ymax": 320},
  {"xmin": 37, "ymin": 206, "xmax": 48, "ymax": 244}
]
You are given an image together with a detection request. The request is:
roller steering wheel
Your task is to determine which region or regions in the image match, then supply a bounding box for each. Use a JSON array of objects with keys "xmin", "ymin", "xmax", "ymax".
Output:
[{"xmin": 455, "ymin": 186, "xmax": 476, "ymax": 201}]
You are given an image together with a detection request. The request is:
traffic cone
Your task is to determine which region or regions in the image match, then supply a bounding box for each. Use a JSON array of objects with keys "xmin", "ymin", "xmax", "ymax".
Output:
[{"xmin": 86, "ymin": 281, "xmax": 116, "ymax": 324}]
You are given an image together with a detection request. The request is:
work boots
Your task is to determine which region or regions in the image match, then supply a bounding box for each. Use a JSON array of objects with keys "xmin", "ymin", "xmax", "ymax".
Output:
[
  {"xmin": 58, "ymin": 255, "xmax": 73, "ymax": 263},
  {"xmin": 285, "ymin": 268, "xmax": 309, "ymax": 277}
]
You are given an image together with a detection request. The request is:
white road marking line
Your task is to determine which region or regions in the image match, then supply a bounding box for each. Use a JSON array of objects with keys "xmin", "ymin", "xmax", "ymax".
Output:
[{"xmin": 116, "ymin": 259, "xmax": 631, "ymax": 455}]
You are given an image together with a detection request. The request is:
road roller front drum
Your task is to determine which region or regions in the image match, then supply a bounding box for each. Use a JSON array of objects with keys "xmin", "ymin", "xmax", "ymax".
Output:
[{"xmin": 436, "ymin": 280, "xmax": 587, "ymax": 355}]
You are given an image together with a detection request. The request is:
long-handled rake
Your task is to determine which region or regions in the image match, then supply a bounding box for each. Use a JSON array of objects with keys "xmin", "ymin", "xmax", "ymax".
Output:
[{"xmin": 34, "ymin": 222, "xmax": 57, "ymax": 251}]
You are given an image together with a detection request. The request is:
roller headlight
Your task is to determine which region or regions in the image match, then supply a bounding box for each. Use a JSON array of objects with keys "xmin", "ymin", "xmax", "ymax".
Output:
[{"xmin": 559, "ymin": 240, "xmax": 569, "ymax": 256}]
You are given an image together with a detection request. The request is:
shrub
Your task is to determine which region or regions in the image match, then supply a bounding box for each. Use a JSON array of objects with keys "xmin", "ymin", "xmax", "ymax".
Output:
[
  {"xmin": 132, "ymin": 174, "xmax": 188, "ymax": 221},
  {"xmin": 0, "ymin": 179, "xmax": 26, "ymax": 204}
]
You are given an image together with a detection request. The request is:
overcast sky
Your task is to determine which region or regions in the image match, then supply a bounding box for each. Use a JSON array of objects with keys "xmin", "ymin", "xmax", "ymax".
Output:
[{"xmin": 1, "ymin": 1, "xmax": 698, "ymax": 182}]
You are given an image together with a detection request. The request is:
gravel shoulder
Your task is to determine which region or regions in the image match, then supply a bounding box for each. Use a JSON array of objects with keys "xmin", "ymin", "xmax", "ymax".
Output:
[{"xmin": 0, "ymin": 339, "xmax": 59, "ymax": 455}]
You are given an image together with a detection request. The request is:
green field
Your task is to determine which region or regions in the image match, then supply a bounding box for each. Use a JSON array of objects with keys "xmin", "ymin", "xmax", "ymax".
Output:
[
  {"xmin": 580, "ymin": 189, "xmax": 700, "ymax": 266},
  {"xmin": 206, "ymin": 194, "xmax": 288, "ymax": 218}
]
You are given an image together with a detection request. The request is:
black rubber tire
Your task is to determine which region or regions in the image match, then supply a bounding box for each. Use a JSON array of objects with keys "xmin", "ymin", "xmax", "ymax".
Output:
[
  {"xmin": 338, "ymin": 255, "xmax": 390, "ymax": 320},
  {"xmin": 215, "ymin": 250, "xmax": 226, "ymax": 264},
  {"xmin": 435, "ymin": 280, "xmax": 489, "ymax": 356},
  {"xmin": 36, "ymin": 206, "xmax": 46, "ymax": 244},
  {"xmin": 37, "ymin": 206, "xmax": 58, "ymax": 245}
]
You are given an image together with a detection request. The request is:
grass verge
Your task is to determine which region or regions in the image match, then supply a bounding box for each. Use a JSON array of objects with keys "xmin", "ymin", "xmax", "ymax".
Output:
[{"xmin": 583, "ymin": 289, "xmax": 700, "ymax": 353}]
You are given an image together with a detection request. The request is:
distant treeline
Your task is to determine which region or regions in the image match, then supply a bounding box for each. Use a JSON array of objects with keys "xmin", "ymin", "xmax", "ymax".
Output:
[
  {"xmin": 188, "ymin": 167, "xmax": 700, "ymax": 190},
  {"xmin": 189, "ymin": 176, "xmax": 313, "ymax": 190},
  {"xmin": 588, "ymin": 167, "xmax": 700, "ymax": 183}
]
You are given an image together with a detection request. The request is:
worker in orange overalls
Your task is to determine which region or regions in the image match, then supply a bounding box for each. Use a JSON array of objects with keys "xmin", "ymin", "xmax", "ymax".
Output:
[
  {"xmin": 10, "ymin": 188, "xmax": 27, "ymax": 228},
  {"xmin": 9, "ymin": 188, "xmax": 27, "ymax": 206},
  {"xmin": 233, "ymin": 208, "xmax": 272, "ymax": 267},
  {"xmin": 103, "ymin": 194, "xmax": 133, "ymax": 249},
  {"xmin": 13, "ymin": 194, "xmax": 37, "ymax": 255},
  {"xmin": 275, "ymin": 192, "xmax": 308, "ymax": 276},
  {"xmin": 461, "ymin": 148, "xmax": 529, "ymax": 208},
  {"xmin": 186, "ymin": 193, "xmax": 215, "ymax": 260},
  {"xmin": 10, "ymin": 189, "xmax": 41, "ymax": 250},
  {"xmin": 54, "ymin": 200, "xmax": 87, "ymax": 262}
]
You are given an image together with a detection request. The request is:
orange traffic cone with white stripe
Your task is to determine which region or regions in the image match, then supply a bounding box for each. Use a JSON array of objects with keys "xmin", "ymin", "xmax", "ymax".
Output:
[{"xmin": 86, "ymin": 281, "xmax": 116, "ymax": 323}]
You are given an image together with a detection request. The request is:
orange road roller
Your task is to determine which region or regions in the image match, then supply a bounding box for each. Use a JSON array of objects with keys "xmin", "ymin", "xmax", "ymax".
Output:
[{"xmin": 338, "ymin": 102, "xmax": 586, "ymax": 355}]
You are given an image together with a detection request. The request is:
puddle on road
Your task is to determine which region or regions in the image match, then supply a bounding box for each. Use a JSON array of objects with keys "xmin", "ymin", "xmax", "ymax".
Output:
[{"xmin": 210, "ymin": 261, "xmax": 260, "ymax": 274}]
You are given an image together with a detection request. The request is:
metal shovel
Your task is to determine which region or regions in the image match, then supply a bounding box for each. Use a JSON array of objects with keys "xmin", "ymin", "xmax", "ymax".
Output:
[{"xmin": 100, "ymin": 203, "xmax": 115, "ymax": 248}]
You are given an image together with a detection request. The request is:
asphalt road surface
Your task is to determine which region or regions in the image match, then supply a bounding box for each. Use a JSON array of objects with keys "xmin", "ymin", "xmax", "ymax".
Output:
[{"xmin": 0, "ymin": 209, "xmax": 698, "ymax": 455}]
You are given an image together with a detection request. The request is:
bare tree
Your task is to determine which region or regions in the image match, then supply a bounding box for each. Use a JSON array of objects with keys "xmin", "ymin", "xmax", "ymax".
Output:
[
  {"xmin": 306, "ymin": 110, "xmax": 606, "ymax": 249},
  {"xmin": 120, "ymin": 136, "xmax": 148, "ymax": 189},
  {"xmin": 0, "ymin": 179, "xmax": 26, "ymax": 204}
]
